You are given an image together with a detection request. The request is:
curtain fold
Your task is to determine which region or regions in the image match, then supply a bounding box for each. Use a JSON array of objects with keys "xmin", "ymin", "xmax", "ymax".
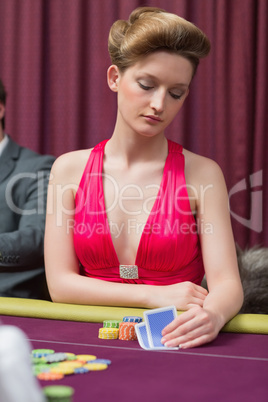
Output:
[{"xmin": 0, "ymin": 0, "xmax": 267, "ymax": 248}]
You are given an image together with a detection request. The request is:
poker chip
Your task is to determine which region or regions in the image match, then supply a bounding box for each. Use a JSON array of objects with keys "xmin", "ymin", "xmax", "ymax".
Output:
[
  {"xmin": 58, "ymin": 360, "xmax": 83, "ymax": 369},
  {"xmin": 34, "ymin": 362, "xmax": 61, "ymax": 375},
  {"xmin": 122, "ymin": 316, "xmax": 143, "ymax": 323},
  {"xmin": 84, "ymin": 362, "xmax": 108, "ymax": 371},
  {"xmin": 98, "ymin": 334, "xmax": 119, "ymax": 340},
  {"xmin": 98, "ymin": 328, "xmax": 119, "ymax": 339},
  {"xmin": 65, "ymin": 353, "xmax": 77, "ymax": 360},
  {"xmin": 98, "ymin": 329, "xmax": 119, "ymax": 335},
  {"xmin": 103, "ymin": 319, "xmax": 121, "ymax": 328},
  {"xmin": 74, "ymin": 367, "xmax": 89, "ymax": 374},
  {"xmin": 33, "ymin": 365, "xmax": 51, "ymax": 375},
  {"xmin": 37, "ymin": 372, "xmax": 64, "ymax": 381},
  {"xmin": 76, "ymin": 354, "xmax": 96, "ymax": 362},
  {"xmin": 43, "ymin": 385, "xmax": 74, "ymax": 401},
  {"xmin": 32, "ymin": 349, "xmax": 55, "ymax": 358},
  {"xmin": 32, "ymin": 356, "xmax": 46, "ymax": 365},
  {"xmin": 44, "ymin": 353, "xmax": 68, "ymax": 363},
  {"xmin": 31, "ymin": 348, "xmax": 111, "ymax": 381},
  {"xmin": 51, "ymin": 366, "xmax": 75, "ymax": 376},
  {"xmin": 119, "ymin": 322, "xmax": 138, "ymax": 340},
  {"xmin": 99, "ymin": 328, "xmax": 119, "ymax": 334},
  {"xmin": 92, "ymin": 359, "xmax": 112, "ymax": 365}
]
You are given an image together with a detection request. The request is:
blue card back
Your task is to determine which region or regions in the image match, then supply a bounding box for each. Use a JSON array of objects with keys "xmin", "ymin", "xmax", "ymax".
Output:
[
  {"xmin": 144, "ymin": 306, "xmax": 177, "ymax": 348},
  {"xmin": 135, "ymin": 322, "xmax": 150, "ymax": 350}
]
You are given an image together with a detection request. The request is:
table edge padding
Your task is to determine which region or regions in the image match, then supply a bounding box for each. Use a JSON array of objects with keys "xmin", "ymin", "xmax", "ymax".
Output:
[{"xmin": 0, "ymin": 297, "xmax": 267, "ymax": 334}]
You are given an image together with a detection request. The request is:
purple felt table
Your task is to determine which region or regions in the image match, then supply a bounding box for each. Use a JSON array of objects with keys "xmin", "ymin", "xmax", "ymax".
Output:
[{"xmin": 1, "ymin": 315, "xmax": 267, "ymax": 402}]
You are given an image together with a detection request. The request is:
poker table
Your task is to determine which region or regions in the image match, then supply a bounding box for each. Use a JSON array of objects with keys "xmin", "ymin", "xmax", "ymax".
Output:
[{"xmin": 0, "ymin": 297, "xmax": 268, "ymax": 402}]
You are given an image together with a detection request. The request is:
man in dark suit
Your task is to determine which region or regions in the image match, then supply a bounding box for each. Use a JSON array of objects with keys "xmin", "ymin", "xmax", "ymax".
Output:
[{"xmin": 0, "ymin": 79, "xmax": 55, "ymax": 298}]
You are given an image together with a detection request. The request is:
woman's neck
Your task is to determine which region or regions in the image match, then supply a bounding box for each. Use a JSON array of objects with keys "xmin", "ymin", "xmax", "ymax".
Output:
[{"xmin": 106, "ymin": 128, "xmax": 168, "ymax": 167}]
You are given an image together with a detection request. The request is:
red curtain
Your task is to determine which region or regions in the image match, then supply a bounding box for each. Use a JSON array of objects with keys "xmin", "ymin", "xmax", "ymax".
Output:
[{"xmin": 0, "ymin": 0, "xmax": 267, "ymax": 248}]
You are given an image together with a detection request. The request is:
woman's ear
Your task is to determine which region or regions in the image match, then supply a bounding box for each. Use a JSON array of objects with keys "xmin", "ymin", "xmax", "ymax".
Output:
[{"xmin": 107, "ymin": 65, "xmax": 120, "ymax": 92}]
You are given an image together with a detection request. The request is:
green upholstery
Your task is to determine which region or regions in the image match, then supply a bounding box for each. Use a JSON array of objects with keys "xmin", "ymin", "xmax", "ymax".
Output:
[{"xmin": 0, "ymin": 297, "xmax": 267, "ymax": 334}]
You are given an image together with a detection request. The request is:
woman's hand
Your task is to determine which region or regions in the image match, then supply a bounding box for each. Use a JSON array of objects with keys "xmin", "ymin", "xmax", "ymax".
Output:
[
  {"xmin": 161, "ymin": 305, "xmax": 222, "ymax": 349},
  {"xmin": 148, "ymin": 282, "xmax": 208, "ymax": 311}
]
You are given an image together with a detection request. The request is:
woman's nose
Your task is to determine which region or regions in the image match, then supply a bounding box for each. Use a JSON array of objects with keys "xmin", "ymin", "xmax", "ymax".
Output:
[{"xmin": 150, "ymin": 89, "xmax": 165, "ymax": 113}]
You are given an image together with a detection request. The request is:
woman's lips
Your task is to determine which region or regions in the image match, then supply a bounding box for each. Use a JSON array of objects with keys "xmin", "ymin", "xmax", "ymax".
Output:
[{"xmin": 143, "ymin": 115, "xmax": 163, "ymax": 123}]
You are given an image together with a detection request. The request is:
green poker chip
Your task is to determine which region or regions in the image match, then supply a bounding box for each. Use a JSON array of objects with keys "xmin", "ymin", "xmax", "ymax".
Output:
[
  {"xmin": 32, "ymin": 356, "xmax": 46, "ymax": 364},
  {"xmin": 103, "ymin": 319, "xmax": 121, "ymax": 328},
  {"xmin": 33, "ymin": 364, "xmax": 50, "ymax": 375},
  {"xmin": 43, "ymin": 385, "xmax": 74, "ymax": 401}
]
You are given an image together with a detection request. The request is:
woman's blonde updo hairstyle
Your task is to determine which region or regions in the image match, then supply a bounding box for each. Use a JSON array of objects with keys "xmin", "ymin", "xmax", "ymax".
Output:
[{"xmin": 108, "ymin": 7, "xmax": 210, "ymax": 76}]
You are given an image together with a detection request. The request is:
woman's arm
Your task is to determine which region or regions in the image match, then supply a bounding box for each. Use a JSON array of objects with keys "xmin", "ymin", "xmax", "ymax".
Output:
[
  {"xmin": 162, "ymin": 158, "xmax": 244, "ymax": 348},
  {"xmin": 44, "ymin": 152, "xmax": 148, "ymax": 307}
]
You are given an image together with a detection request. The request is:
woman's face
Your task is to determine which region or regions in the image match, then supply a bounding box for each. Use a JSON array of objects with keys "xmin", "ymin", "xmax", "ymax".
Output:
[{"xmin": 108, "ymin": 51, "xmax": 193, "ymax": 138}]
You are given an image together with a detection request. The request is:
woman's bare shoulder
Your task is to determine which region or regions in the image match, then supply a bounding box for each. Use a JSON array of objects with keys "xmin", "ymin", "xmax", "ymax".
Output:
[
  {"xmin": 183, "ymin": 148, "xmax": 225, "ymax": 185},
  {"xmin": 50, "ymin": 148, "xmax": 93, "ymax": 185}
]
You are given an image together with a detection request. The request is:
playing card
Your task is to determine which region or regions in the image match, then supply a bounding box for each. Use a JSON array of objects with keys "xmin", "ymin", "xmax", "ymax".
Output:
[
  {"xmin": 135, "ymin": 306, "xmax": 179, "ymax": 350},
  {"xmin": 135, "ymin": 323, "xmax": 151, "ymax": 350},
  {"xmin": 144, "ymin": 306, "xmax": 179, "ymax": 350}
]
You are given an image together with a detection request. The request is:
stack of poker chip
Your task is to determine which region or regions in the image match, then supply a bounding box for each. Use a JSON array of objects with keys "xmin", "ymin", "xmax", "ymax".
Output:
[
  {"xmin": 119, "ymin": 322, "xmax": 137, "ymax": 341},
  {"xmin": 98, "ymin": 328, "xmax": 119, "ymax": 340},
  {"xmin": 99, "ymin": 316, "xmax": 142, "ymax": 341},
  {"xmin": 43, "ymin": 385, "xmax": 74, "ymax": 402},
  {"xmin": 98, "ymin": 320, "xmax": 121, "ymax": 340},
  {"xmin": 119, "ymin": 317, "xmax": 142, "ymax": 341}
]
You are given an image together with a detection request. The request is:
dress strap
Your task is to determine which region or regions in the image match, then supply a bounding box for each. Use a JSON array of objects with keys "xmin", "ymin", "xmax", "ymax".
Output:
[
  {"xmin": 92, "ymin": 139, "xmax": 109, "ymax": 153},
  {"xmin": 167, "ymin": 139, "xmax": 183, "ymax": 154}
]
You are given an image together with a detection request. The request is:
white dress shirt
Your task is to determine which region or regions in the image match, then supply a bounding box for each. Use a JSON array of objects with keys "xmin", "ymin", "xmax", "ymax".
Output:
[{"xmin": 0, "ymin": 134, "xmax": 9, "ymax": 158}]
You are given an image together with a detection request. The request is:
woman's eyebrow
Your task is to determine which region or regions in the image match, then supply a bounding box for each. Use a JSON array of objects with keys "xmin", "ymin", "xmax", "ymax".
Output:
[
  {"xmin": 172, "ymin": 83, "xmax": 189, "ymax": 89},
  {"xmin": 138, "ymin": 73, "xmax": 189, "ymax": 88}
]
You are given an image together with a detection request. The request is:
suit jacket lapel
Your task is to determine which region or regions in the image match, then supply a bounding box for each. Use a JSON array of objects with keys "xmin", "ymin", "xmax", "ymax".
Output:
[{"xmin": 0, "ymin": 136, "xmax": 20, "ymax": 183}]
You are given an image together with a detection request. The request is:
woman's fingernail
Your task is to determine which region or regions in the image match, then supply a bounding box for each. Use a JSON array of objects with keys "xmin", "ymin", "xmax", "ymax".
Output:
[
  {"xmin": 161, "ymin": 337, "xmax": 166, "ymax": 344},
  {"xmin": 164, "ymin": 342, "xmax": 172, "ymax": 348}
]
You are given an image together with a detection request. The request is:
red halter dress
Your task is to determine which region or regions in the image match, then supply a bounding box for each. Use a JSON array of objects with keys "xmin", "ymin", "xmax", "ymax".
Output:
[{"xmin": 74, "ymin": 140, "xmax": 204, "ymax": 285}]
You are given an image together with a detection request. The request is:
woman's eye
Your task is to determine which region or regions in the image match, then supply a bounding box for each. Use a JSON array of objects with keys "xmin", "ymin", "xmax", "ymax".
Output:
[
  {"xmin": 170, "ymin": 92, "xmax": 183, "ymax": 100},
  {"xmin": 138, "ymin": 82, "xmax": 152, "ymax": 90}
]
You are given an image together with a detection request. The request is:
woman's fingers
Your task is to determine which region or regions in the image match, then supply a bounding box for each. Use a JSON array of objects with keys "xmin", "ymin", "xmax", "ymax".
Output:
[
  {"xmin": 150, "ymin": 282, "xmax": 209, "ymax": 312},
  {"xmin": 162, "ymin": 307, "xmax": 200, "ymax": 338},
  {"xmin": 161, "ymin": 306, "xmax": 218, "ymax": 348},
  {"xmin": 174, "ymin": 283, "xmax": 208, "ymax": 310}
]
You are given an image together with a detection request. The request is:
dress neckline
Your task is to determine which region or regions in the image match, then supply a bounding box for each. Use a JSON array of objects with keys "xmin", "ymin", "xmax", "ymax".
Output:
[{"xmin": 99, "ymin": 139, "xmax": 172, "ymax": 266}]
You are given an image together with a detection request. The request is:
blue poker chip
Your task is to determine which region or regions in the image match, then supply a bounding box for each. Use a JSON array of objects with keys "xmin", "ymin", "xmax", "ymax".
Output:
[
  {"xmin": 122, "ymin": 316, "xmax": 142, "ymax": 323},
  {"xmin": 91, "ymin": 359, "xmax": 112, "ymax": 365},
  {"xmin": 74, "ymin": 367, "xmax": 89, "ymax": 374}
]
